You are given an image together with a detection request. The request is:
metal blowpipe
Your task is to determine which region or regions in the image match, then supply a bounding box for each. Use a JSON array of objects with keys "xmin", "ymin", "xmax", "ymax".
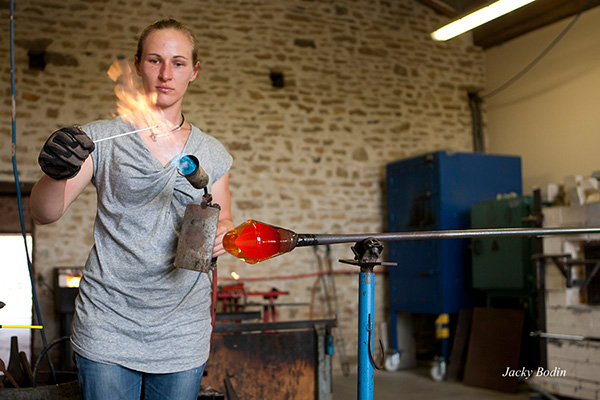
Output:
[
  {"xmin": 92, "ymin": 125, "xmax": 160, "ymax": 143},
  {"xmin": 224, "ymin": 220, "xmax": 600, "ymax": 264},
  {"xmin": 294, "ymin": 226, "xmax": 600, "ymax": 245}
]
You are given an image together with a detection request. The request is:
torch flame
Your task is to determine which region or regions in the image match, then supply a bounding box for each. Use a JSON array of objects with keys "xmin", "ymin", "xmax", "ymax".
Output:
[
  {"xmin": 107, "ymin": 60, "xmax": 175, "ymax": 133},
  {"xmin": 231, "ymin": 271, "xmax": 240, "ymax": 280}
]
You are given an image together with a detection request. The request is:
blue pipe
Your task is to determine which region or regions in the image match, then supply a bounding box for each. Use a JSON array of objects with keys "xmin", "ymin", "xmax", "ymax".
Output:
[
  {"xmin": 357, "ymin": 267, "xmax": 375, "ymax": 400},
  {"xmin": 10, "ymin": 0, "xmax": 57, "ymax": 384}
]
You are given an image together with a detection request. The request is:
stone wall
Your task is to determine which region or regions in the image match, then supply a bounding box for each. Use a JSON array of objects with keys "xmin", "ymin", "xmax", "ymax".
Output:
[
  {"xmin": 0, "ymin": 0, "xmax": 485, "ymax": 370},
  {"xmin": 534, "ymin": 206, "xmax": 600, "ymax": 399}
]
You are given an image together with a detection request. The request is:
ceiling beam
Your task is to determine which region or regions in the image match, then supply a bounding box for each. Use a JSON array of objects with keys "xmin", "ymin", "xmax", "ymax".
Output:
[
  {"xmin": 418, "ymin": 0, "xmax": 459, "ymax": 17},
  {"xmin": 472, "ymin": 0, "xmax": 600, "ymax": 49}
]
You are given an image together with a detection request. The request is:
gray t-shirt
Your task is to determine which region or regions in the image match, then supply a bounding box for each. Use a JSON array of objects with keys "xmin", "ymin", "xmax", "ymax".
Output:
[{"xmin": 71, "ymin": 117, "xmax": 232, "ymax": 373}]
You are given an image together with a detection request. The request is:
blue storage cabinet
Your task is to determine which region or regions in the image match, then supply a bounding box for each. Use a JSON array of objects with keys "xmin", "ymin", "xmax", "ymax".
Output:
[{"xmin": 386, "ymin": 151, "xmax": 522, "ymax": 353}]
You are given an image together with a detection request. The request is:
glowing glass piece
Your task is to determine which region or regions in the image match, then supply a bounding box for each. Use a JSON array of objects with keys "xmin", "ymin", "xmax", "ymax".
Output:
[{"xmin": 224, "ymin": 220, "xmax": 298, "ymax": 264}]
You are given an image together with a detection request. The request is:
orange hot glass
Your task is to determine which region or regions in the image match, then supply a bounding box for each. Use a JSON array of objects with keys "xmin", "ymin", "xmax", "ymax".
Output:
[{"xmin": 223, "ymin": 220, "xmax": 299, "ymax": 264}]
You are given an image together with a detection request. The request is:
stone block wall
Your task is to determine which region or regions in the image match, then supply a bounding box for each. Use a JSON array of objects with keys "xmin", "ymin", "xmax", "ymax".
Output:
[
  {"xmin": 535, "ymin": 206, "xmax": 600, "ymax": 399},
  {"xmin": 0, "ymin": 0, "xmax": 485, "ymax": 369}
]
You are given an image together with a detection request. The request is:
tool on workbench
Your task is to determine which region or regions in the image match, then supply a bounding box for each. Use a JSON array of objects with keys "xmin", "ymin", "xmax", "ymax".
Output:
[
  {"xmin": 0, "ymin": 357, "xmax": 19, "ymax": 388},
  {"xmin": 19, "ymin": 351, "xmax": 33, "ymax": 387},
  {"xmin": 223, "ymin": 371, "xmax": 240, "ymax": 400},
  {"xmin": 4, "ymin": 336, "xmax": 28, "ymax": 388}
]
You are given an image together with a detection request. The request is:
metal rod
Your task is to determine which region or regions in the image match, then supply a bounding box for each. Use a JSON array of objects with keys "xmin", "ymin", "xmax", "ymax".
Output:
[
  {"xmin": 530, "ymin": 331, "xmax": 600, "ymax": 342},
  {"xmin": 0, "ymin": 325, "xmax": 43, "ymax": 329},
  {"xmin": 296, "ymin": 226, "xmax": 600, "ymax": 247},
  {"xmin": 93, "ymin": 125, "xmax": 160, "ymax": 143}
]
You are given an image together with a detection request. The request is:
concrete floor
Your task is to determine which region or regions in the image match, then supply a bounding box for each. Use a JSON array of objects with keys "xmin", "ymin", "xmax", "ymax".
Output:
[{"xmin": 332, "ymin": 367, "xmax": 533, "ymax": 400}]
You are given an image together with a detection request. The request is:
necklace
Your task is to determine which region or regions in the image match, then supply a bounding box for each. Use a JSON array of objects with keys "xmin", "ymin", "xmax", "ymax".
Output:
[{"xmin": 150, "ymin": 114, "xmax": 185, "ymax": 141}]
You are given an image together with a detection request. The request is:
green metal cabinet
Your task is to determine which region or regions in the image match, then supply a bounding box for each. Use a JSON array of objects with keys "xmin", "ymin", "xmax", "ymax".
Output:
[
  {"xmin": 470, "ymin": 196, "xmax": 536, "ymax": 292},
  {"xmin": 470, "ymin": 195, "xmax": 541, "ymax": 368}
]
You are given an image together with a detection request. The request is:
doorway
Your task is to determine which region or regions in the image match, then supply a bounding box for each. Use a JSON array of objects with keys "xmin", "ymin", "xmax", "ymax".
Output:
[{"xmin": 0, "ymin": 234, "xmax": 33, "ymax": 362}]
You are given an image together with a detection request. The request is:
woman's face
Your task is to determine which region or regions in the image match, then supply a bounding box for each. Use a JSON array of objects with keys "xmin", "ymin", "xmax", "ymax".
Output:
[{"xmin": 135, "ymin": 28, "xmax": 199, "ymax": 111}]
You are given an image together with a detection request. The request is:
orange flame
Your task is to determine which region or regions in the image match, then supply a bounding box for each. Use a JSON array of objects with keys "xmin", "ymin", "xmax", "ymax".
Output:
[{"xmin": 107, "ymin": 60, "xmax": 175, "ymax": 132}]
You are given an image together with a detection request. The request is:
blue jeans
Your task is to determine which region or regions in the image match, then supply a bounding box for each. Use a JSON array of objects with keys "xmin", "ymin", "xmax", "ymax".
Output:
[{"xmin": 74, "ymin": 353, "xmax": 205, "ymax": 400}]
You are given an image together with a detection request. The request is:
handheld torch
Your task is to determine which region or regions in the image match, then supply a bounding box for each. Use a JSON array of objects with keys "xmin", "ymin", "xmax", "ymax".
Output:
[{"xmin": 174, "ymin": 155, "xmax": 221, "ymax": 273}]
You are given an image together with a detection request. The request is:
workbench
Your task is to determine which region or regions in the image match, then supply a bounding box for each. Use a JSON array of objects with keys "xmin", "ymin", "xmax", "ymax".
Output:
[{"xmin": 205, "ymin": 319, "xmax": 336, "ymax": 400}]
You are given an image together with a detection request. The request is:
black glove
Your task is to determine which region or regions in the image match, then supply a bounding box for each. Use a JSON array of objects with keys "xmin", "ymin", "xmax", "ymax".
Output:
[{"xmin": 38, "ymin": 126, "xmax": 95, "ymax": 180}]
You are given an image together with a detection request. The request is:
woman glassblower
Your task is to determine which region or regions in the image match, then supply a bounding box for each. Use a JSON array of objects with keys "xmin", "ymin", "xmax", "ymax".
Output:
[{"xmin": 30, "ymin": 19, "xmax": 233, "ymax": 400}]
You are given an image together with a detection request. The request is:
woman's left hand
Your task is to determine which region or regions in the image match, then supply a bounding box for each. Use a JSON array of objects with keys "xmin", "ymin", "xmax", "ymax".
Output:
[{"xmin": 213, "ymin": 219, "xmax": 234, "ymax": 257}]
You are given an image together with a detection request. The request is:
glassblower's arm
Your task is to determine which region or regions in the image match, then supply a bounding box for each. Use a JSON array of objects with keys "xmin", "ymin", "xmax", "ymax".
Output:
[
  {"xmin": 31, "ymin": 147, "xmax": 94, "ymax": 225},
  {"xmin": 210, "ymin": 172, "xmax": 233, "ymax": 257}
]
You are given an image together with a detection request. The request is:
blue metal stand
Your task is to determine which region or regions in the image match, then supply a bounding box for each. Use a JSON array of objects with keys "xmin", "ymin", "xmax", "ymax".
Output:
[
  {"xmin": 358, "ymin": 266, "xmax": 375, "ymax": 400},
  {"xmin": 340, "ymin": 238, "xmax": 388, "ymax": 400}
]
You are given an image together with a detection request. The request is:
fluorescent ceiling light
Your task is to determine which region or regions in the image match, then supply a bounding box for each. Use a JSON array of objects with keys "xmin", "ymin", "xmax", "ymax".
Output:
[{"xmin": 431, "ymin": 0, "xmax": 536, "ymax": 41}]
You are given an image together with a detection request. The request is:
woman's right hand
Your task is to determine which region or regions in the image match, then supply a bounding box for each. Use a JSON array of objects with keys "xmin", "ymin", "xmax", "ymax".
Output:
[{"xmin": 38, "ymin": 126, "xmax": 95, "ymax": 180}]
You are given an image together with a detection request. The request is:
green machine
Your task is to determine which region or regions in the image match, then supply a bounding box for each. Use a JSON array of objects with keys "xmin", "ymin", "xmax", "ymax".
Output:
[
  {"xmin": 471, "ymin": 195, "xmax": 536, "ymax": 292},
  {"xmin": 470, "ymin": 195, "xmax": 540, "ymax": 368}
]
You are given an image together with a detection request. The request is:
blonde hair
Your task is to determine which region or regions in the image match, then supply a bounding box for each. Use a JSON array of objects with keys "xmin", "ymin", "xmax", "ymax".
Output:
[{"xmin": 135, "ymin": 19, "xmax": 198, "ymax": 64}]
